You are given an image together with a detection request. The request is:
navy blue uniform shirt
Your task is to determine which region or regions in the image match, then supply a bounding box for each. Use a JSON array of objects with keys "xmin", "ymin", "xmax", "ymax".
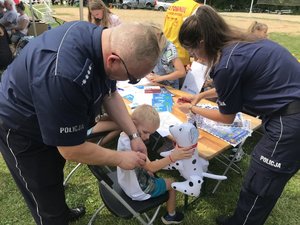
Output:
[
  {"xmin": 211, "ymin": 39, "xmax": 300, "ymax": 116},
  {"xmin": 0, "ymin": 21, "xmax": 116, "ymax": 146}
]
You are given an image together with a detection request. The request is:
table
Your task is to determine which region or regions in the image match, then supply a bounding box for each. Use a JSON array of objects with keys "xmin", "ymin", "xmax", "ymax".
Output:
[
  {"xmin": 121, "ymin": 84, "xmax": 261, "ymax": 205},
  {"xmin": 123, "ymin": 85, "xmax": 261, "ymax": 160}
]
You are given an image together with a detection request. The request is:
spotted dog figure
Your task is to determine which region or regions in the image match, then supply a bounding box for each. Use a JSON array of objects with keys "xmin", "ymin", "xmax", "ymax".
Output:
[{"xmin": 160, "ymin": 123, "xmax": 227, "ymax": 197}]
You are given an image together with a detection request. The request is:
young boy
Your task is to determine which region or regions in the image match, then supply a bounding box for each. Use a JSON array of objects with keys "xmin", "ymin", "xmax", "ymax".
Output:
[{"xmin": 117, "ymin": 104, "xmax": 193, "ymax": 224}]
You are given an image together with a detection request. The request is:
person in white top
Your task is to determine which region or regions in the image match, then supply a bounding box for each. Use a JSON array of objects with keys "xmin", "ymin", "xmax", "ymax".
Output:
[
  {"xmin": 117, "ymin": 104, "xmax": 194, "ymax": 224},
  {"xmin": 0, "ymin": 0, "xmax": 17, "ymax": 34},
  {"xmin": 88, "ymin": 0, "xmax": 121, "ymax": 28},
  {"xmin": 10, "ymin": 1, "xmax": 29, "ymax": 44}
]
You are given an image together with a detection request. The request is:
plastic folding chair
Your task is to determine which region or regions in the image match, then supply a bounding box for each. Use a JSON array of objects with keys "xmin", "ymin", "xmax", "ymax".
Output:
[
  {"xmin": 63, "ymin": 131, "xmax": 110, "ymax": 187},
  {"xmin": 87, "ymin": 165, "xmax": 169, "ymax": 225}
]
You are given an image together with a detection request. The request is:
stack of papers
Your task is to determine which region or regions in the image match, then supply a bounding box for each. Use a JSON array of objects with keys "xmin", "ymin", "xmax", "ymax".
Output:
[
  {"xmin": 188, "ymin": 104, "xmax": 252, "ymax": 147},
  {"xmin": 157, "ymin": 112, "xmax": 182, "ymax": 137},
  {"xmin": 117, "ymin": 84, "xmax": 174, "ymax": 112}
]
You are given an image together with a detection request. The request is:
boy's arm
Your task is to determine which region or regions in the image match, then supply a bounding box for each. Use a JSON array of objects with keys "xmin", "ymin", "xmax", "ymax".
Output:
[
  {"xmin": 143, "ymin": 156, "xmax": 172, "ymax": 173},
  {"xmin": 143, "ymin": 145, "xmax": 195, "ymax": 173}
]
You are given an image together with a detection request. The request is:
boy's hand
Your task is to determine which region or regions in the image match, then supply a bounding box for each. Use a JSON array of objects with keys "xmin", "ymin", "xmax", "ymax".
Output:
[{"xmin": 171, "ymin": 144, "xmax": 195, "ymax": 161}]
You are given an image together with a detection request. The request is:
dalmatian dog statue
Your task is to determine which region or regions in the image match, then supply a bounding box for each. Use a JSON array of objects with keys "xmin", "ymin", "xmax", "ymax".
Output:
[{"xmin": 160, "ymin": 123, "xmax": 227, "ymax": 197}]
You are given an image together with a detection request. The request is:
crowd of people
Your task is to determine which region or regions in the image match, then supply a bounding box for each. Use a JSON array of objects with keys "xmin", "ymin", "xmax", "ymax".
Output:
[
  {"xmin": 0, "ymin": 0, "xmax": 29, "ymax": 69},
  {"xmin": 0, "ymin": 1, "xmax": 299, "ymax": 225}
]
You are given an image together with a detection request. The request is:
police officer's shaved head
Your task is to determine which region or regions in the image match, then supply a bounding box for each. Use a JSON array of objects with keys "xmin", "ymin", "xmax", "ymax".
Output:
[{"xmin": 109, "ymin": 22, "xmax": 162, "ymax": 74}]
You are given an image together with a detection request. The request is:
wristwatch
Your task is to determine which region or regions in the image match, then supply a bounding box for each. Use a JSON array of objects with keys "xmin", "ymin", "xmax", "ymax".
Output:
[{"xmin": 128, "ymin": 132, "xmax": 141, "ymax": 140}]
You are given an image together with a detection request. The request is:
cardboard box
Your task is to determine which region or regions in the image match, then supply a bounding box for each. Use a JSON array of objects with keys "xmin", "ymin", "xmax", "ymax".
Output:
[{"xmin": 28, "ymin": 22, "xmax": 48, "ymax": 36}]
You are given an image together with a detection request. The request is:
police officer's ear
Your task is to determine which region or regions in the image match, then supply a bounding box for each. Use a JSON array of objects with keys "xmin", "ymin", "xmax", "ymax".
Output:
[{"xmin": 106, "ymin": 53, "xmax": 120, "ymax": 71}]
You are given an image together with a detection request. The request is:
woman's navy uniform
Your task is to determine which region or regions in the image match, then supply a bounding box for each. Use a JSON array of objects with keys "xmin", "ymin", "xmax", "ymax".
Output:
[{"xmin": 211, "ymin": 39, "xmax": 300, "ymax": 225}]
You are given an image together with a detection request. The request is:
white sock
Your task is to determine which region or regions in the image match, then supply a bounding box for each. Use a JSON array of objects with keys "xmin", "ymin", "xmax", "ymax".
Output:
[{"xmin": 169, "ymin": 211, "xmax": 176, "ymax": 216}]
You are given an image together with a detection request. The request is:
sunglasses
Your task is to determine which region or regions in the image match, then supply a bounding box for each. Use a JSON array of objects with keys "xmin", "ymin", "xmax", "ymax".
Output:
[{"xmin": 112, "ymin": 53, "xmax": 141, "ymax": 84}]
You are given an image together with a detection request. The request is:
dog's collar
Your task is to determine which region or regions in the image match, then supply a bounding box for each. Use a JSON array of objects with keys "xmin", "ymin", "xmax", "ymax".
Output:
[{"xmin": 177, "ymin": 143, "xmax": 198, "ymax": 150}]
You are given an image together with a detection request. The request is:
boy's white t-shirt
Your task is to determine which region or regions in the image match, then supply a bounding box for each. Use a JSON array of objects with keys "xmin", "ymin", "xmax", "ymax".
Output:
[{"xmin": 117, "ymin": 132, "xmax": 151, "ymax": 201}]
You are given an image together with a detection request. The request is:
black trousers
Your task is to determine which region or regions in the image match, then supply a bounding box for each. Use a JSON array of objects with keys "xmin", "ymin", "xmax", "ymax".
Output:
[
  {"xmin": 0, "ymin": 127, "xmax": 69, "ymax": 225},
  {"xmin": 227, "ymin": 113, "xmax": 300, "ymax": 225}
]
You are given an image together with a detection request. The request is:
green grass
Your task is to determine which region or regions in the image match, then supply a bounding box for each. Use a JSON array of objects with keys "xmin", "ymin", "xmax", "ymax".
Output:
[
  {"xmin": 1, "ymin": 131, "xmax": 300, "ymax": 225},
  {"xmin": 269, "ymin": 32, "xmax": 300, "ymax": 60}
]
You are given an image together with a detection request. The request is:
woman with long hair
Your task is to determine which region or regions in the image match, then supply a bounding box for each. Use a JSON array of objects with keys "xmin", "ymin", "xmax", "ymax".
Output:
[
  {"xmin": 88, "ymin": 0, "xmax": 121, "ymax": 27},
  {"xmin": 177, "ymin": 5, "xmax": 300, "ymax": 225}
]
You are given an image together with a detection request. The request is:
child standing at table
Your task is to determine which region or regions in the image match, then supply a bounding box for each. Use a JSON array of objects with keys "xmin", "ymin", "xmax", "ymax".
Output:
[
  {"xmin": 117, "ymin": 104, "xmax": 193, "ymax": 224},
  {"xmin": 146, "ymin": 25, "xmax": 186, "ymax": 89}
]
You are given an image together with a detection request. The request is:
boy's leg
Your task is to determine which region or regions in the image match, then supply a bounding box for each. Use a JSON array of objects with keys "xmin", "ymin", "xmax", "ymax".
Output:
[
  {"xmin": 161, "ymin": 178, "xmax": 184, "ymax": 224},
  {"xmin": 165, "ymin": 178, "xmax": 176, "ymax": 214}
]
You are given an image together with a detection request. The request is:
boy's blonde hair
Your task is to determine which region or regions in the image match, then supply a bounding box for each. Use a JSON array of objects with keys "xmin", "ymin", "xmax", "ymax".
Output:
[{"xmin": 131, "ymin": 104, "xmax": 160, "ymax": 129}]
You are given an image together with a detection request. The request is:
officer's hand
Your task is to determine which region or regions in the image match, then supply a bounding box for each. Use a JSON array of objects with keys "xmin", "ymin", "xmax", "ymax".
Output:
[
  {"xmin": 117, "ymin": 151, "xmax": 146, "ymax": 170},
  {"xmin": 130, "ymin": 137, "xmax": 148, "ymax": 155}
]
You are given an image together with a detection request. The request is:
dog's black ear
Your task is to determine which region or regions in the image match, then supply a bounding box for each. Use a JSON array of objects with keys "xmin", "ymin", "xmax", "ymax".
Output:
[{"xmin": 192, "ymin": 121, "xmax": 197, "ymax": 128}]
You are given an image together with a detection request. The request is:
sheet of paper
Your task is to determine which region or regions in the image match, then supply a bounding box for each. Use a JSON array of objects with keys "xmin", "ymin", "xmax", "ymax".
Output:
[
  {"xmin": 132, "ymin": 93, "xmax": 153, "ymax": 106},
  {"xmin": 117, "ymin": 77, "xmax": 151, "ymax": 89},
  {"xmin": 117, "ymin": 86, "xmax": 144, "ymax": 99},
  {"xmin": 157, "ymin": 112, "xmax": 182, "ymax": 137},
  {"xmin": 181, "ymin": 61, "xmax": 206, "ymax": 95},
  {"xmin": 188, "ymin": 104, "xmax": 252, "ymax": 147}
]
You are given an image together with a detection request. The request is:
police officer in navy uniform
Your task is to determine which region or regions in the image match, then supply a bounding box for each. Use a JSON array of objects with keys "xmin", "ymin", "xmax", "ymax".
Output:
[
  {"xmin": 176, "ymin": 6, "xmax": 300, "ymax": 225},
  {"xmin": 0, "ymin": 21, "xmax": 162, "ymax": 225}
]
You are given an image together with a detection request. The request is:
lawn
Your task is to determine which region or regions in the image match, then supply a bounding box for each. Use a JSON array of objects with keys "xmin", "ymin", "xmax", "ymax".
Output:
[
  {"xmin": 1, "ymin": 132, "xmax": 300, "ymax": 225},
  {"xmin": 0, "ymin": 8, "xmax": 300, "ymax": 225}
]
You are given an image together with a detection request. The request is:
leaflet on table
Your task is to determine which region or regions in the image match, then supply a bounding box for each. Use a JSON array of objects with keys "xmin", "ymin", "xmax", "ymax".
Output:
[
  {"xmin": 157, "ymin": 112, "xmax": 182, "ymax": 137},
  {"xmin": 129, "ymin": 93, "xmax": 153, "ymax": 108},
  {"xmin": 188, "ymin": 104, "xmax": 252, "ymax": 147},
  {"xmin": 152, "ymin": 93, "xmax": 173, "ymax": 112},
  {"xmin": 117, "ymin": 85, "xmax": 174, "ymax": 112},
  {"xmin": 129, "ymin": 93, "xmax": 173, "ymax": 112},
  {"xmin": 181, "ymin": 61, "xmax": 206, "ymax": 95},
  {"xmin": 117, "ymin": 85, "xmax": 144, "ymax": 101},
  {"xmin": 195, "ymin": 104, "xmax": 250, "ymax": 128}
]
